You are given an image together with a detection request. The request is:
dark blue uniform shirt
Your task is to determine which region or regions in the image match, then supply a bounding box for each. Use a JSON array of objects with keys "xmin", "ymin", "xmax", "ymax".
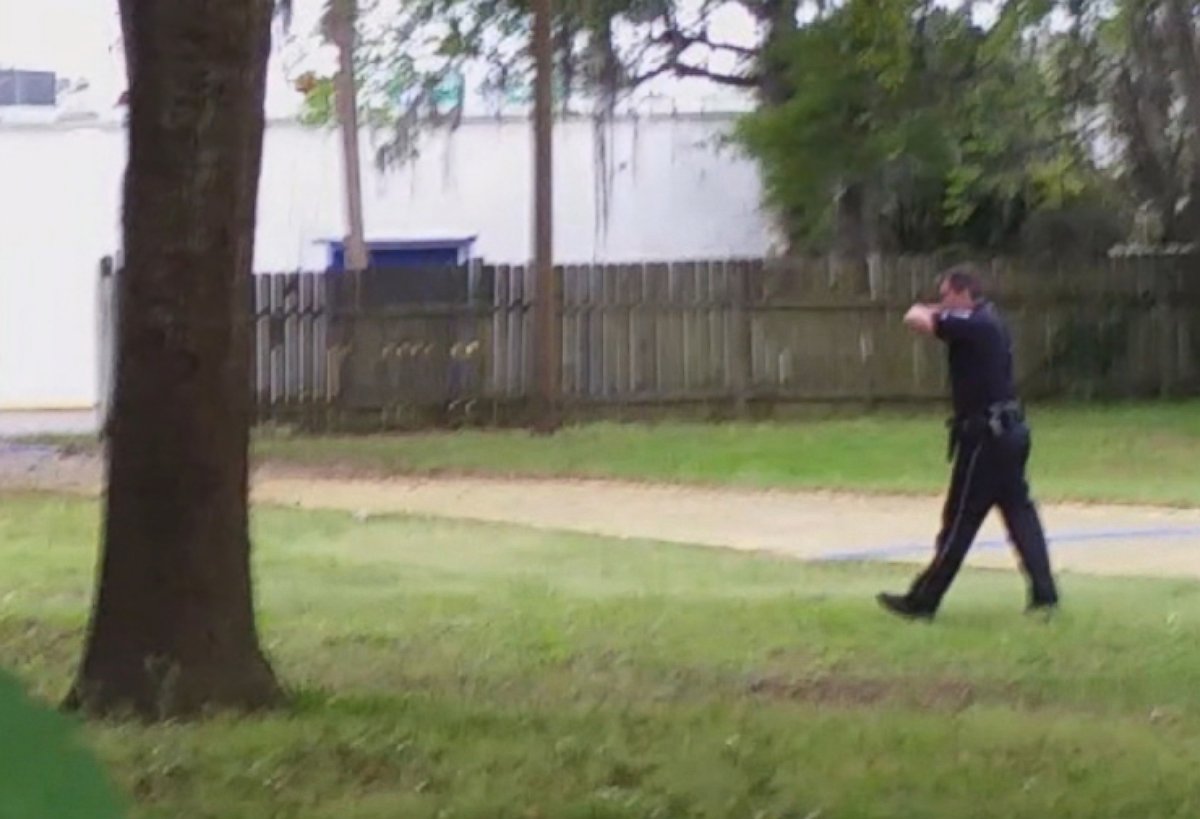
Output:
[{"xmin": 934, "ymin": 300, "xmax": 1018, "ymax": 419}]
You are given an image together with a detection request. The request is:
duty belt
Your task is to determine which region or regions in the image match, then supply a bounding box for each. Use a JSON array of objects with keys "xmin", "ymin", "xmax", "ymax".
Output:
[{"xmin": 946, "ymin": 400, "xmax": 1024, "ymax": 461}]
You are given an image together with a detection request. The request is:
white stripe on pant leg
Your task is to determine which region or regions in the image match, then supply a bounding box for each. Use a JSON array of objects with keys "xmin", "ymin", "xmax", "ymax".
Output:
[
  {"xmin": 915, "ymin": 442, "xmax": 984, "ymax": 598},
  {"xmin": 943, "ymin": 442, "xmax": 984, "ymax": 552}
]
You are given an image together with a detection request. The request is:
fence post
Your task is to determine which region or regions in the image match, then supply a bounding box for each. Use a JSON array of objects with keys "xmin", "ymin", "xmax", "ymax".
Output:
[
  {"xmin": 449, "ymin": 260, "xmax": 482, "ymax": 411},
  {"xmin": 730, "ymin": 260, "xmax": 752, "ymax": 416},
  {"xmin": 96, "ymin": 256, "xmax": 118, "ymax": 438}
]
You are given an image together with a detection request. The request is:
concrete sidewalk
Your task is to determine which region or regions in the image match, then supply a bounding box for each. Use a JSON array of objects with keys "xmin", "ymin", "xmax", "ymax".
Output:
[{"xmin": 0, "ymin": 410, "xmax": 98, "ymax": 438}]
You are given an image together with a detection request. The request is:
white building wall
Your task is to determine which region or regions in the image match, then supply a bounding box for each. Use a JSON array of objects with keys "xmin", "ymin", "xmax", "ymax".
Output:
[
  {"xmin": 0, "ymin": 126, "xmax": 123, "ymax": 409},
  {"xmin": 0, "ymin": 114, "xmax": 770, "ymax": 409}
]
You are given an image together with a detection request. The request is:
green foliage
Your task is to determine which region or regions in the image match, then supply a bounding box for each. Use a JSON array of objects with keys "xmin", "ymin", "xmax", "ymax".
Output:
[
  {"xmin": 297, "ymin": 75, "xmax": 335, "ymax": 127},
  {"xmin": 1044, "ymin": 309, "xmax": 1134, "ymax": 398},
  {"xmin": 739, "ymin": 1, "xmax": 946, "ymax": 246},
  {"xmin": 296, "ymin": 0, "xmax": 662, "ymax": 124},
  {"xmin": 1018, "ymin": 198, "xmax": 1128, "ymax": 261},
  {"xmin": 736, "ymin": 0, "xmax": 1106, "ymax": 253},
  {"xmin": 294, "ymin": 0, "xmax": 664, "ymax": 159},
  {"xmin": 293, "ymin": 0, "xmax": 488, "ymax": 164},
  {"xmin": 0, "ymin": 671, "xmax": 125, "ymax": 819},
  {"xmin": 287, "ymin": 0, "xmax": 1160, "ymax": 250}
]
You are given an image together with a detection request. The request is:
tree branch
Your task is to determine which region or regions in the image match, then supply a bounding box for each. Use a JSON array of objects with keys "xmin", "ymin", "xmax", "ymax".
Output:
[
  {"xmin": 670, "ymin": 61, "xmax": 760, "ymax": 85},
  {"xmin": 623, "ymin": 19, "xmax": 760, "ymax": 89},
  {"xmin": 629, "ymin": 56, "xmax": 759, "ymax": 88},
  {"xmin": 674, "ymin": 28, "xmax": 758, "ymax": 58}
]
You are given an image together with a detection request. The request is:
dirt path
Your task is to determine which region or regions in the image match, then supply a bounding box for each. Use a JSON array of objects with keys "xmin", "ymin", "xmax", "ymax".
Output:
[
  {"xmin": 254, "ymin": 474, "xmax": 1200, "ymax": 579},
  {"xmin": 5, "ymin": 444, "xmax": 1200, "ymax": 579}
]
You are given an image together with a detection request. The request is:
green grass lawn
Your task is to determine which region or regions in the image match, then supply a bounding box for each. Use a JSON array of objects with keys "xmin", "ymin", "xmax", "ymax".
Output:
[
  {"xmin": 250, "ymin": 401, "xmax": 1200, "ymax": 505},
  {"xmin": 6, "ymin": 494, "xmax": 1200, "ymax": 817}
]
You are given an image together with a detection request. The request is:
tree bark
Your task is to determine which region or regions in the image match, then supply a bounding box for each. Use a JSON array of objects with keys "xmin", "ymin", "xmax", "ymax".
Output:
[
  {"xmin": 756, "ymin": 0, "xmax": 797, "ymax": 108},
  {"xmin": 830, "ymin": 181, "xmax": 875, "ymax": 293},
  {"xmin": 532, "ymin": 0, "xmax": 560, "ymax": 433},
  {"xmin": 65, "ymin": 0, "xmax": 282, "ymax": 719},
  {"xmin": 326, "ymin": 0, "xmax": 370, "ymax": 271}
]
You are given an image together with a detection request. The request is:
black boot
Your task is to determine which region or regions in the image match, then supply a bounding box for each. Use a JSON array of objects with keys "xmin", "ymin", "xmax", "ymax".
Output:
[{"xmin": 876, "ymin": 592, "xmax": 935, "ymax": 622}]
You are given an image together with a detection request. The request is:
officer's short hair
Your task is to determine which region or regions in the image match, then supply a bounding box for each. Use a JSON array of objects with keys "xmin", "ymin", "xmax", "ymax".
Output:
[{"xmin": 939, "ymin": 265, "xmax": 984, "ymax": 302}]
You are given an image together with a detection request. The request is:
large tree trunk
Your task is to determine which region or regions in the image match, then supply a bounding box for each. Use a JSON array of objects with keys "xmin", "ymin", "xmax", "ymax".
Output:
[
  {"xmin": 65, "ymin": 0, "xmax": 282, "ymax": 719},
  {"xmin": 326, "ymin": 0, "xmax": 370, "ymax": 271}
]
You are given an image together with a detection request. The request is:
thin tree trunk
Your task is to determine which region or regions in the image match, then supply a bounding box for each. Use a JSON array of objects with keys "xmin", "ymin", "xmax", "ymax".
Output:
[
  {"xmin": 757, "ymin": 0, "xmax": 797, "ymax": 108},
  {"xmin": 327, "ymin": 0, "xmax": 369, "ymax": 271},
  {"xmin": 532, "ymin": 0, "xmax": 560, "ymax": 433},
  {"xmin": 831, "ymin": 181, "xmax": 874, "ymax": 293},
  {"xmin": 65, "ymin": 0, "xmax": 282, "ymax": 719}
]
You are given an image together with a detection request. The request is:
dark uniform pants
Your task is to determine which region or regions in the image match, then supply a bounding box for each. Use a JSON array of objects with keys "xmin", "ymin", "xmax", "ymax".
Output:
[{"xmin": 907, "ymin": 421, "xmax": 1059, "ymax": 612}]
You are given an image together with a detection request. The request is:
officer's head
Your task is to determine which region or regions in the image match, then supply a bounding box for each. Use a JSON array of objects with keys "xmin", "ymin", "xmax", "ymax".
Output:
[{"xmin": 937, "ymin": 265, "xmax": 984, "ymax": 310}]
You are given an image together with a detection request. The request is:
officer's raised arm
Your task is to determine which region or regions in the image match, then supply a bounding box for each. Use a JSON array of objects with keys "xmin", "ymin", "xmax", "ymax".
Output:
[{"xmin": 903, "ymin": 303, "xmax": 939, "ymax": 335}]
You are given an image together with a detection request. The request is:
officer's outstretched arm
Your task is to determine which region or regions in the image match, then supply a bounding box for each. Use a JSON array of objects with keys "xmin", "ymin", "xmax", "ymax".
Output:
[{"xmin": 903, "ymin": 303, "xmax": 938, "ymax": 336}]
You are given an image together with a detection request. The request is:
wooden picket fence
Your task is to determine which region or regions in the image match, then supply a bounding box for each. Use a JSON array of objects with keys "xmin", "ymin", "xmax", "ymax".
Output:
[{"xmin": 98, "ymin": 253, "xmax": 1200, "ymax": 429}]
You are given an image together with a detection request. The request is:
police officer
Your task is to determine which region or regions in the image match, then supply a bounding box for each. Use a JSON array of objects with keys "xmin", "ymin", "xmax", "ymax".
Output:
[{"xmin": 877, "ymin": 265, "xmax": 1059, "ymax": 620}]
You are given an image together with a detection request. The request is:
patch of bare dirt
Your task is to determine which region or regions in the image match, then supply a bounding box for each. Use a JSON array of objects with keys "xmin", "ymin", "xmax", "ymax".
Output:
[
  {"xmin": 0, "ymin": 445, "xmax": 100, "ymax": 494},
  {"xmin": 746, "ymin": 673, "xmax": 997, "ymax": 711}
]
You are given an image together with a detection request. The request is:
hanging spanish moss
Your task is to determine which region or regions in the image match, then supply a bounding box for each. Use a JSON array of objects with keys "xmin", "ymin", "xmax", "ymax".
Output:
[{"xmin": 588, "ymin": 19, "xmax": 621, "ymax": 249}]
